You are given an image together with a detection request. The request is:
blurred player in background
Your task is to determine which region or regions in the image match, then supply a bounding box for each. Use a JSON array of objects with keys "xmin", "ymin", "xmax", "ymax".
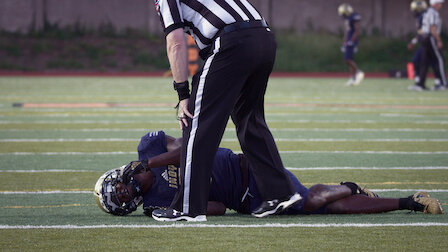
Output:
[
  {"xmin": 407, "ymin": 0, "xmax": 441, "ymax": 90},
  {"xmin": 338, "ymin": 3, "xmax": 364, "ymax": 86},
  {"xmin": 94, "ymin": 131, "xmax": 444, "ymax": 218},
  {"xmin": 414, "ymin": 0, "xmax": 447, "ymax": 91}
]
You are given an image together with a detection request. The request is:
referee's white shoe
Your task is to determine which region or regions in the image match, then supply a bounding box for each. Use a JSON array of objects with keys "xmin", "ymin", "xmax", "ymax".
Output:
[{"xmin": 251, "ymin": 193, "xmax": 302, "ymax": 218}]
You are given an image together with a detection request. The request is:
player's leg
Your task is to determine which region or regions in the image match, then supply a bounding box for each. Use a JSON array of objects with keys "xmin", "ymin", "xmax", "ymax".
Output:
[
  {"xmin": 325, "ymin": 195, "xmax": 400, "ymax": 214},
  {"xmin": 344, "ymin": 46, "xmax": 363, "ymax": 86},
  {"xmin": 416, "ymin": 37, "xmax": 431, "ymax": 90},
  {"xmin": 303, "ymin": 184, "xmax": 352, "ymax": 211},
  {"xmin": 325, "ymin": 192, "xmax": 443, "ymax": 214},
  {"xmin": 412, "ymin": 47, "xmax": 422, "ymax": 85}
]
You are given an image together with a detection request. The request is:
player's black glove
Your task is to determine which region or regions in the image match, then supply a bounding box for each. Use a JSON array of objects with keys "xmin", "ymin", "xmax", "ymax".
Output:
[{"xmin": 121, "ymin": 160, "xmax": 149, "ymax": 184}]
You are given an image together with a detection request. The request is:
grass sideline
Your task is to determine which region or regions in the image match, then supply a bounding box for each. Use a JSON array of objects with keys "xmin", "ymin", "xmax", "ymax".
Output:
[{"xmin": 0, "ymin": 76, "xmax": 448, "ymax": 250}]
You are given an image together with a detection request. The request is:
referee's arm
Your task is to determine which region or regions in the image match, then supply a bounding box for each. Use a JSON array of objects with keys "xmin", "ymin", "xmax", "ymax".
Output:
[
  {"xmin": 166, "ymin": 28, "xmax": 189, "ymax": 83},
  {"xmin": 430, "ymin": 25, "xmax": 443, "ymax": 49}
]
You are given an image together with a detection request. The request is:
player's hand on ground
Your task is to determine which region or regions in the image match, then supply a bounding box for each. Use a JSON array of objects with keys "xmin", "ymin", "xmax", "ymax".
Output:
[{"xmin": 178, "ymin": 98, "xmax": 193, "ymax": 130}]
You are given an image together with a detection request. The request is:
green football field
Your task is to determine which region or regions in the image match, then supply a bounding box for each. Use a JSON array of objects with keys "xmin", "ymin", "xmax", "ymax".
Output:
[{"xmin": 1, "ymin": 76, "xmax": 448, "ymax": 251}]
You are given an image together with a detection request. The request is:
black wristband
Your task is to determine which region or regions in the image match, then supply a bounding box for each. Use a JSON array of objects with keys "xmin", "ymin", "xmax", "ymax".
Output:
[{"xmin": 173, "ymin": 81, "xmax": 190, "ymax": 101}]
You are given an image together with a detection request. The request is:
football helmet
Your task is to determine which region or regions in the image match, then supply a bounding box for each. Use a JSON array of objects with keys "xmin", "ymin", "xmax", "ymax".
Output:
[
  {"xmin": 94, "ymin": 162, "xmax": 146, "ymax": 216},
  {"xmin": 411, "ymin": 0, "xmax": 428, "ymax": 13},
  {"xmin": 338, "ymin": 3, "xmax": 353, "ymax": 17}
]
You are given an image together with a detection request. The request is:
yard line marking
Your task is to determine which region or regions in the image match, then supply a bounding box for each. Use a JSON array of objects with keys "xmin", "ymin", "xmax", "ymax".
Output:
[
  {"xmin": 286, "ymin": 166, "xmax": 448, "ymax": 170},
  {"xmin": 2, "ymin": 189, "xmax": 448, "ymax": 195},
  {"xmin": 0, "ymin": 190, "xmax": 92, "ymax": 194},
  {"xmin": 371, "ymin": 189, "xmax": 448, "ymax": 192},
  {"xmin": 2, "ymin": 167, "xmax": 447, "ymax": 173},
  {"xmin": 0, "ymin": 169, "xmax": 95, "ymax": 173},
  {"xmin": 1, "ymin": 128, "xmax": 447, "ymax": 132},
  {"xmin": 2, "ymin": 204, "xmax": 96, "ymax": 209},
  {"xmin": 1, "ymin": 223, "xmax": 448, "ymax": 229},
  {"xmin": 1, "ymin": 151, "xmax": 448, "ymax": 155},
  {"xmin": 280, "ymin": 151, "xmax": 448, "ymax": 154},
  {"xmin": 2, "ymin": 138, "xmax": 448, "ymax": 142},
  {"xmin": 1, "ymin": 119, "xmax": 448, "ymax": 124},
  {"xmin": 0, "ymin": 152, "xmax": 135, "ymax": 155},
  {"xmin": 11, "ymin": 102, "xmax": 448, "ymax": 110}
]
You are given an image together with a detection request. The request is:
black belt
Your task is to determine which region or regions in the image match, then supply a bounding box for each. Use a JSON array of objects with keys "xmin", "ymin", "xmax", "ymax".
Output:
[
  {"xmin": 199, "ymin": 20, "xmax": 269, "ymax": 60},
  {"xmin": 220, "ymin": 19, "xmax": 268, "ymax": 35},
  {"xmin": 237, "ymin": 154, "xmax": 250, "ymax": 214}
]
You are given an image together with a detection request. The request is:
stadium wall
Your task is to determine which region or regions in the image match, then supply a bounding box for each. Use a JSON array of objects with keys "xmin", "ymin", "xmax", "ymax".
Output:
[{"xmin": 1, "ymin": 0, "xmax": 448, "ymax": 36}]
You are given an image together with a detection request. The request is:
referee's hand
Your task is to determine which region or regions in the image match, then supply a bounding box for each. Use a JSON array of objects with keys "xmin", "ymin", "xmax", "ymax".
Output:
[{"xmin": 178, "ymin": 98, "xmax": 193, "ymax": 130}]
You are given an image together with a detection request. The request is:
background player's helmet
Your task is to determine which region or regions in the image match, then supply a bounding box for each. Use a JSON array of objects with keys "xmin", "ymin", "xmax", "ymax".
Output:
[
  {"xmin": 337, "ymin": 3, "xmax": 353, "ymax": 17},
  {"xmin": 94, "ymin": 166, "xmax": 143, "ymax": 216},
  {"xmin": 411, "ymin": 0, "xmax": 428, "ymax": 13}
]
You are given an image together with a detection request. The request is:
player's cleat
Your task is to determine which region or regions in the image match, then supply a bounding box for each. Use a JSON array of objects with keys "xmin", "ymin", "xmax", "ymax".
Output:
[
  {"xmin": 410, "ymin": 192, "xmax": 444, "ymax": 214},
  {"xmin": 345, "ymin": 78, "xmax": 355, "ymax": 86},
  {"xmin": 152, "ymin": 208, "xmax": 207, "ymax": 222},
  {"xmin": 432, "ymin": 84, "xmax": 446, "ymax": 91},
  {"xmin": 252, "ymin": 193, "xmax": 302, "ymax": 218},
  {"xmin": 354, "ymin": 71, "xmax": 365, "ymax": 85},
  {"xmin": 340, "ymin": 181, "xmax": 379, "ymax": 198},
  {"xmin": 408, "ymin": 84, "xmax": 428, "ymax": 91}
]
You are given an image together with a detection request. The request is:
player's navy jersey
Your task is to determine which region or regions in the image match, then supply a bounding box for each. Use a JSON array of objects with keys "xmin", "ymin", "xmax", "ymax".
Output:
[
  {"xmin": 345, "ymin": 12, "xmax": 361, "ymax": 43},
  {"xmin": 154, "ymin": 0, "xmax": 264, "ymax": 50},
  {"xmin": 137, "ymin": 131, "xmax": 243, "ymax": 212},
  {"xmin": 137, "ymin": 131, "xmax": 313, "ymax": 214},
  {"xmin": 138, "ymin": 131, "xmax": 181, "ymax": 209},
  {"xmin": 416, "ymin": 11, "xmax": 425, "ymax": 30}
]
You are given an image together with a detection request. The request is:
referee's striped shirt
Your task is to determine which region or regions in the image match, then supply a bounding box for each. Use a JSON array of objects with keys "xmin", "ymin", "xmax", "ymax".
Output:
[
  {"xmin": 421, "ymin": 7, "xmax": 442, "ymax": 35},
  {"xmin": 154, "ymin": 0, "xmax": 264, "ymax": 49}
]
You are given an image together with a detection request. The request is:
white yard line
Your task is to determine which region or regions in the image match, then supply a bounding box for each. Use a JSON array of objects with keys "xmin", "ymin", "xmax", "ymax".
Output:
[
  {"xmin": 1, "ymin": 223, "xmax": 447, "ymax": 229},
  {"xmin": 2, "ymin": 189, "xmax": 448, "ymax": 195},
  {"xmin": 286, "ymin": 166, "xmax": 448, "ymax": 170},
  {"xmin": 1, "ymin": 138, "xmax": 448, "ymax": 142},
  {"xmin": 1, "ymin": 128, "xmax": 447, "ymax": 132},
  {"xmin": 1, "ymin": 119, "xmax": 448, "ymax": 124},
  {"xmin": 2, "ymin": 167, "xmax": 447, "ymax": 173},
  {"xmin": 1, "ymin": 151, "xmax": 447, "ymax": 155}
]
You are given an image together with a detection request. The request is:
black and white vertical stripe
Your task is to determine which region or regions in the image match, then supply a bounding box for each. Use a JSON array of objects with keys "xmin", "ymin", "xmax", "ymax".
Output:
[
  {"xmin": 157, "ymin": 0, "xmax": 263, "ymax": 49},
  {"xmin": 421, "ymin": 7, "xmax": 442, "ymax": 35}
]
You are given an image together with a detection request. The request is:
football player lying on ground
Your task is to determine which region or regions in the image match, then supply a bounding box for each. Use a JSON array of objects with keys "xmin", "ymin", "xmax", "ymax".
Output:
[{"xmin": 94, "ymin": 131, "xmax": 443, "ymax": 217}]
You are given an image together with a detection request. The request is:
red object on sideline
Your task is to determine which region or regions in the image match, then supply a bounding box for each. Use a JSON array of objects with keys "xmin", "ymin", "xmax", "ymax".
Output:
[{"xmin": 407, "ymin": 62, "xmax": 415, "ymax": 80}]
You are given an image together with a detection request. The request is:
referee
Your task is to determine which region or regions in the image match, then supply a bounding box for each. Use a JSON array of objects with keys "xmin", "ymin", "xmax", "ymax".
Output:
[
  {"xmin": 416, "ymin": 0, "xmax": 447, "ymax": 91},
  {"xmin": 151, "ymin": 0, "xmax": 301, "ymax": 222}
]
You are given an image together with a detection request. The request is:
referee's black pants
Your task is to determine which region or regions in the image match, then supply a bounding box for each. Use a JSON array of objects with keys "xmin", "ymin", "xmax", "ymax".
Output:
[
  {"xmin": 170, "ymin": 27, "xmax": 296, "ymax": 217},
  {"xmin": 418, "ymin": 36, "xmax": 447, "ymax": 88}
]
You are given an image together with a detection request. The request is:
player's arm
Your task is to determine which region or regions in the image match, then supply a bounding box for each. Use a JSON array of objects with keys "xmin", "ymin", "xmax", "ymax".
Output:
[
  {"xmin": 408, "ymin": 36, "xmax": 418, "ymax": 50},
  {"xmin": 146, "ymin": 135, "xmax": 182, "ymax": 168},
  {"xmin": 351, "ymin": 21, "xmax": 361, "ymax": 43},
  {"xmin": 207, "ymin": 201, "xmax": 226, "ymax": 215},
  {"xmin": 430, "ymin": 24, "xmax": 443, "ymax": 49}
]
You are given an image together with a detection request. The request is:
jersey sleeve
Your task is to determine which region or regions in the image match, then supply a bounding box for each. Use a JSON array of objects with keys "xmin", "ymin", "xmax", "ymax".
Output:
[
  {"xmin": 137, "ymin": 131, "xmax": 167, "ymax": 160},
  {"xmin": 155, "ymin": 0, "xmax": 185, "ymax": 36}
]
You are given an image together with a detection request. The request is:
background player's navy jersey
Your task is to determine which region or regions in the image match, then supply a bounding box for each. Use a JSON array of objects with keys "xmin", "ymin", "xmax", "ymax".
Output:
[{"xmin": 345, "ymin": 12, "xmax": 361, "ymax": 43}]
